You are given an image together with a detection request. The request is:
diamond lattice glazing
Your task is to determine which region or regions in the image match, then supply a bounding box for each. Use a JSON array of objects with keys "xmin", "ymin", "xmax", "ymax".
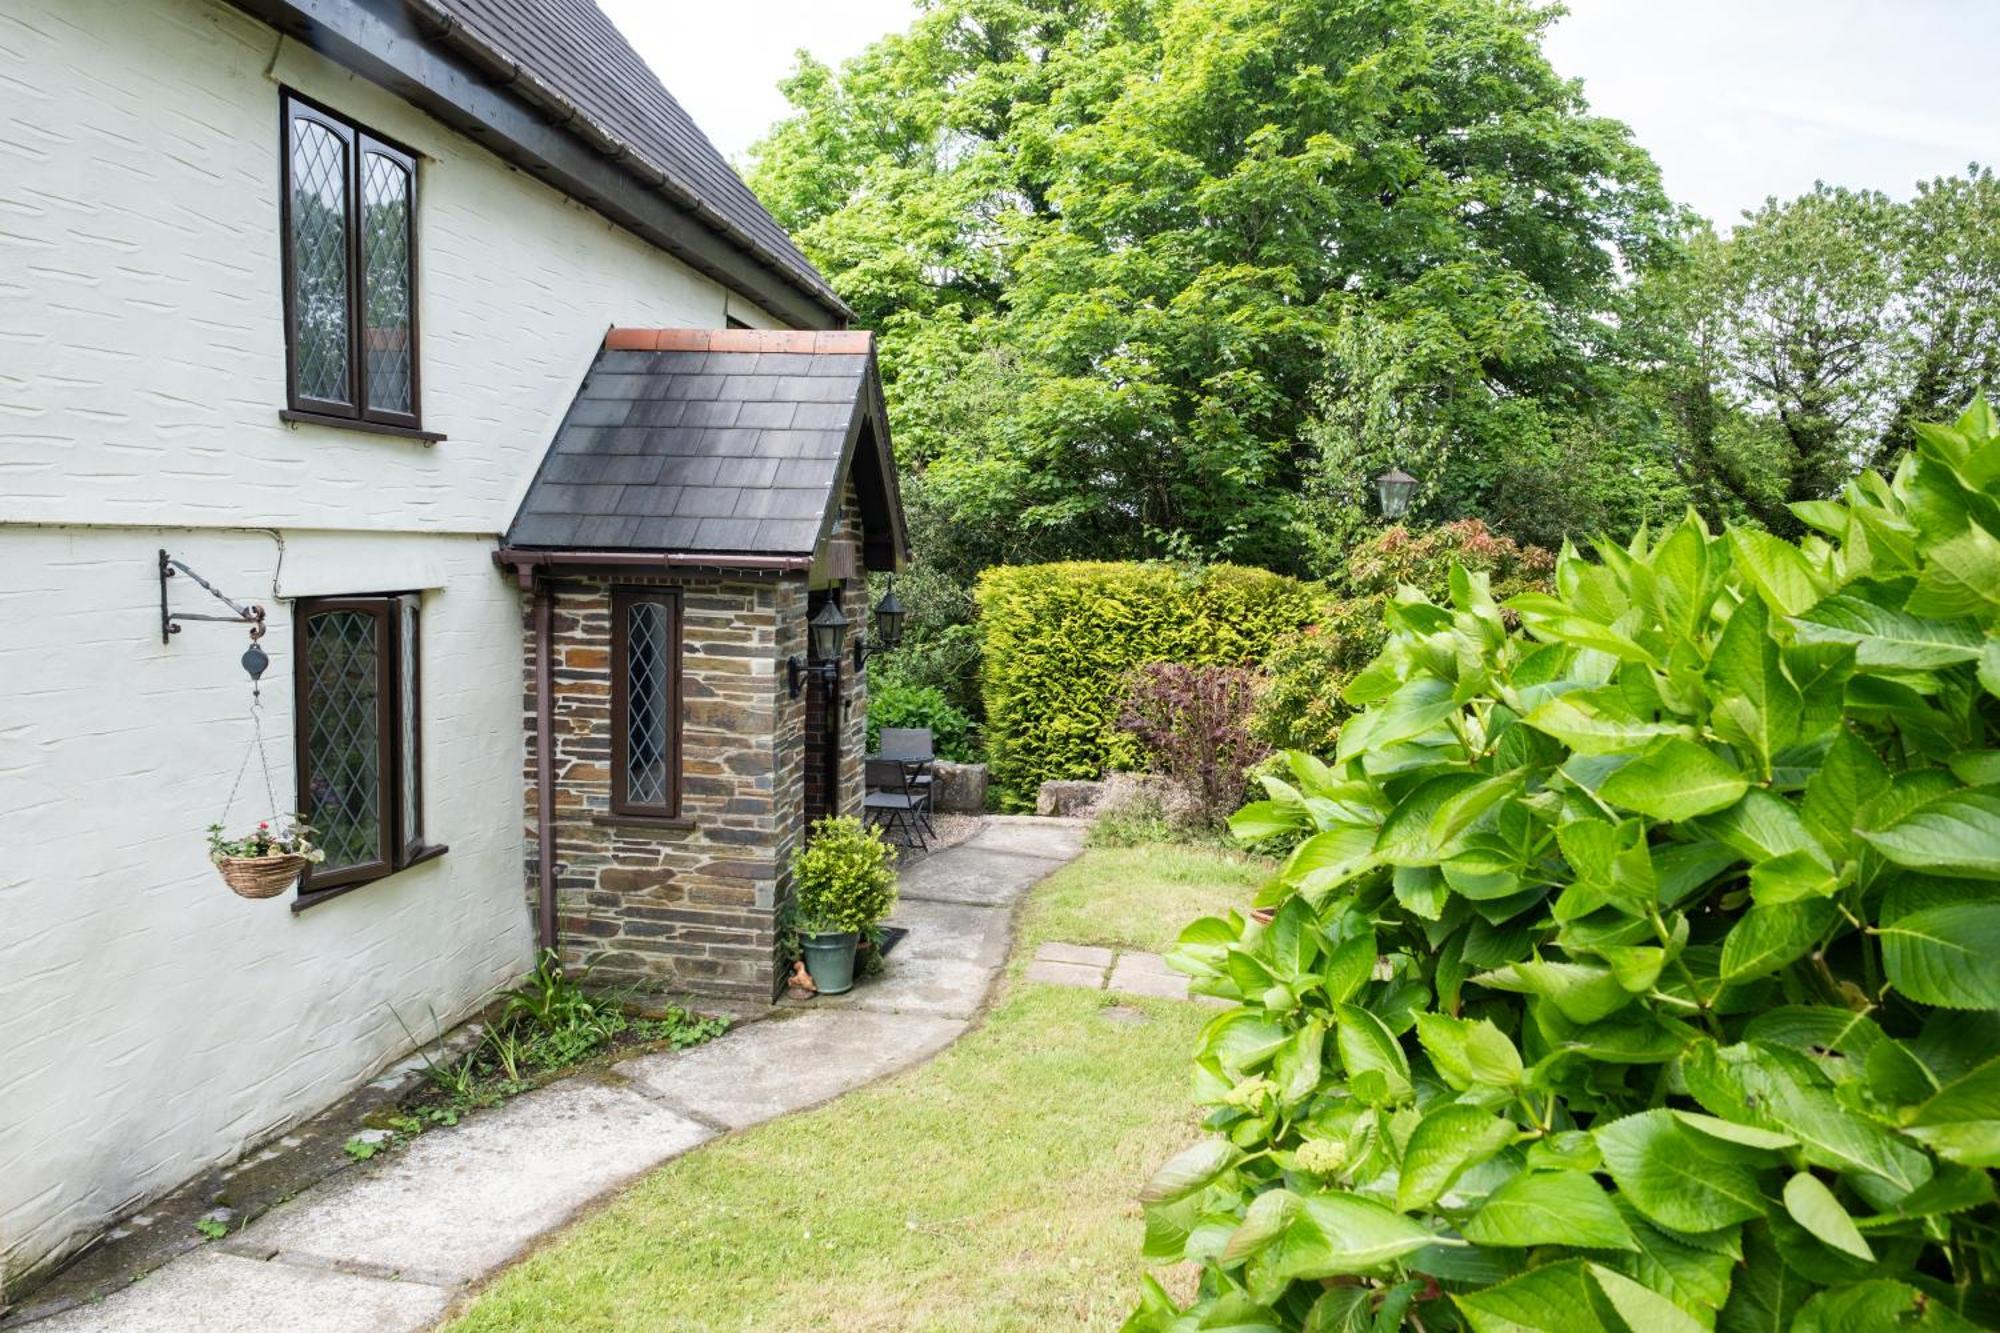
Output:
[
  {"xmin": 626, "ymin": 601, "xmax": 671, "ymax": 807},
  {"xmin": 362, "ymin": 152, "xmax": 412, "ymax": 415},
  {"xmin": 290, "ymin": 119, "xmax": 350, "ymax": 404},
  {"xmin": 305, "ymin": 610, "xmax": 381, "ymax": 870}
]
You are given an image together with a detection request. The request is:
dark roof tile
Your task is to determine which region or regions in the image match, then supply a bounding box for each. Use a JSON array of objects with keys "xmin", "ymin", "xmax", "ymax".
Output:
[
  {"xmin": 713, "ymin": 458, "xmax": 781, "ymax": 488},
  {"xmin": 565, "ymin": 399, "xmax": 633, "ymax": 428},
  {"xmin": 792, "ymin": 401, "xmax": 858, "ymax": 430},
  {"xmin": 675, "ymin": 487, "xmax": 745, "ymax": 518},
  {"xmin": 734, "ymin": 402, "xmax": 798, "ymax": 430},
  {"xmin": 691, "ymin": 517, "xmax": 768, "ymax": 550},
  {"xmin": 615, "ymin": 486, "xmax": 686, "ymax": 517},
  {"xmin": 628, "ymin": 400, "xmax": 686, "ymax": 428},
  {"xmin": 658, "ymin": 457, "xmax": 725, "ymax": 487},
  {"xmin": 543, "ymin": 454, "xmax": 662, "ymax": 486},
  {"xmin": 678, "ymin": 400, "xmax": 742, "ymax": 429},
  {"xmin": 583, "ymin": 374, "xmax": 649, "ymax": 399}
]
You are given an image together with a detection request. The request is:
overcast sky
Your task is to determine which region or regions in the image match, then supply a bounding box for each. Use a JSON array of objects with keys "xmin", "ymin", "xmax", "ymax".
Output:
[{"xmin": 602, "ymin": 0, "xmax": 2000, "ymax": 228}]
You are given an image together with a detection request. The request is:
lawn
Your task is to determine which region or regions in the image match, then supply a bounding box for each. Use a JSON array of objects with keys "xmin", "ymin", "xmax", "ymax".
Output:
[{"xmin": 441, "ymin": 840, "xmax": 1258, "ymax": 1332}]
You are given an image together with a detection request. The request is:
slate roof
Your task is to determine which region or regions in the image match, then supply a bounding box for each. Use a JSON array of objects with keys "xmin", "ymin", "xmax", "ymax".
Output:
[
  {"xmin": 505, "ymin": 330, "xmax": 906, "ymax": 568},
  {"xmin": 421, "ymin": 0, "xmax": 843, "ymax": 318}
]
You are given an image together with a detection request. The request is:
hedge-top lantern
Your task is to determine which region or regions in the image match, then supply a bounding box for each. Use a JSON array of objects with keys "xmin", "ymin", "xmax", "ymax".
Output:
[{"xmin": 1374, "ymin": 465, "xmax": 1418, "ymax": 521}]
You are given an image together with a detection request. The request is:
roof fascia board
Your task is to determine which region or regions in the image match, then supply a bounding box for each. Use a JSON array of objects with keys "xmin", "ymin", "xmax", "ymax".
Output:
[{"xmin": 228, "ymin": 0, "xmax": 843, "ymax": 330}]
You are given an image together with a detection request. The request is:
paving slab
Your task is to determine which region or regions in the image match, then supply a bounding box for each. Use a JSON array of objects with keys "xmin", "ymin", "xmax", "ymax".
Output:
[
  {"xmin": 818, "ymin": 955, "xmax": 998, "ymax": 1019},
  {"xmin": 1112, "ymin": 956, "xmax": 1184, "ymax": 996},
  {"xmin": 618, "ymin": 1009, "xmax": 965, "ymax": 1129},
  {"xmin": 236, "ymin": 1081, "xmax": 711, "ymax": 1285},
  {"xmin": 1115, "ymin": 950, "xmax": 1177, "ymax": 975},
  {"xmin": 30, "ymin": 1251, "xmax": 447, "ymax": 1333},
  {"xmin": 1036, "ymin": 942, "xmax": 1114, "ymax": 967},
  {"xmin": 962, "ymin": 817, "xmax": 1086, "ymax": 862},
  {"xmin": 1025, "ymin": 958, "xmax": 1108, "ymax": 989},
  {"xmin": 897, "ymin": 847, "xmax": 1065, "ymax": 907},
  {"xmin": 887, "ymin": 898, "xmax": 1013, "ymax": 968}
]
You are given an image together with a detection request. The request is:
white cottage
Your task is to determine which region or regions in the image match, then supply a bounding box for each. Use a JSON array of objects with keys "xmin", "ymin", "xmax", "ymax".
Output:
[{"xmin": 0, "ymin": 0, "xmax": 907, "ymax": 1305}]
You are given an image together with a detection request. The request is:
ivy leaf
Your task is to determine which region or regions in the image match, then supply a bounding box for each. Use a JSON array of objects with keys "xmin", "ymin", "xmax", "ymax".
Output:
[
  {"xmin": 1461, "ymin": 1169, "xmax": 1637, "ymax": 1250},
  {"xmin": 1781, "ymin": 1172, "xmax": 1874, "ymax": 1262},
  {"xmin": 1599, "ymin": 739, "xmax": 1749, "ymax": 822},
  {"xmin": 1396, "ymin": 1105, "xmax": 1518, "ymax": 1211},
  {"xmin": 1594, "ymin": 1110, "xmax": 1767, "ymax": 1231},
  {"xmin": 1860, "ymin": 793, "xmax": 2000, "ymax": 880}
]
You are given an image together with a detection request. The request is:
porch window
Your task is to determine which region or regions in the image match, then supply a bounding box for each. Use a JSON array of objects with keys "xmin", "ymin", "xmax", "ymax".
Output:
[
  {"xmin": 281, "ymin": 90, "xmax": 421, "ymax": 430},
  {"xmin": 294, "ymin": 594, "xmax": 436, "ymax": 903},
  {"xmin": 610, "ymin": 588, "xmax": 682, "ymax": 818}
]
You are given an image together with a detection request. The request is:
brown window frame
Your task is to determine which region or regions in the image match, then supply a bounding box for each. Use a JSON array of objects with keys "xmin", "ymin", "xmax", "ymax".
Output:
[
  {"xmin": 279, "ymin": 89, "xmax": 423, "ymax": 432},
  {"xmin": 293, "ymin": 593, "xmax": 440, "ymax": 910},
  {"xmin": 609, "ymin": 587, "xmax": 684, "ymax": 819}
]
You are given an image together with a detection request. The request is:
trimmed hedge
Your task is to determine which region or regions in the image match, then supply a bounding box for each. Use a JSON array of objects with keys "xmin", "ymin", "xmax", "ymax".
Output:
[{"xmin": 975, "ymin": 562, "xmax": 1326, "ymax": 808}]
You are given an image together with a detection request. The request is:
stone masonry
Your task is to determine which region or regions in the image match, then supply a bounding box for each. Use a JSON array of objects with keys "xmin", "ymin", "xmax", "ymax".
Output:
[{"xmin": 519, "ymin": 489, "xmax": 871, "ymax": 1004}]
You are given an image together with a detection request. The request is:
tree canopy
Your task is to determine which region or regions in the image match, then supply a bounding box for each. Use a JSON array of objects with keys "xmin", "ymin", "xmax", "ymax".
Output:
[{"xmin": 748, "ymin": 0, "xmax": 1676, "ymax": 576}]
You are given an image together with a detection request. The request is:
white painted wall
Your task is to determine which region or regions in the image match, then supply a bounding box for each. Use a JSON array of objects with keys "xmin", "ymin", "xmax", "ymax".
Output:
[{"xmin": 0, "ymin": 0, "xmax": 789, "ymax": 1293}]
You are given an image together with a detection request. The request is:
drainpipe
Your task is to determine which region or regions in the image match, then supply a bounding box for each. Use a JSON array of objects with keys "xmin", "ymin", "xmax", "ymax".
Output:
[{"xmin": 533, "ymin": 577, "xmax": 558, "ymax": 951}]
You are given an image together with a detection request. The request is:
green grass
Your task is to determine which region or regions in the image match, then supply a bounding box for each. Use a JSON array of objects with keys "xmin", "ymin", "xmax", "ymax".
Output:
[{"xmin": 442, "ymin": 842, "xmax": 1262, "ymax": 1332}]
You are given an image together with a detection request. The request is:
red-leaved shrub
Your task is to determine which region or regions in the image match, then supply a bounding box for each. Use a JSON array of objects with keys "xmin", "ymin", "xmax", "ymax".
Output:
[{"xmin": 1115, "ymin": 664, "xmax": 1270, "ymax": 828}]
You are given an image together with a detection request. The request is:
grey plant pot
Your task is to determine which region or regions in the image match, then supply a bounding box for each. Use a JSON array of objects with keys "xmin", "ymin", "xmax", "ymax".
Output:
[{"xmin": 801, "ymin": 930, "xmax": 859, "ymax": 996}]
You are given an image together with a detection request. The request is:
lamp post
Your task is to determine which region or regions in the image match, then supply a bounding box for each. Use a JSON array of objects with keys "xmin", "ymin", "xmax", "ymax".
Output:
[{"xmin": 1374, "ymin": 466, "xmax": 1418, "ymax": 522}]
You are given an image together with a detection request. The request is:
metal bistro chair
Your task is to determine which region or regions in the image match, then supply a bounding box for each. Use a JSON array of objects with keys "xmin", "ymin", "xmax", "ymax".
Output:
[
  {"xmin": 876, "ymin": 728, "xmax": 937, "ymax": 838},
  {"xmin": 864, "ymin": 757, "xmax": 929, "ymax": 850}
]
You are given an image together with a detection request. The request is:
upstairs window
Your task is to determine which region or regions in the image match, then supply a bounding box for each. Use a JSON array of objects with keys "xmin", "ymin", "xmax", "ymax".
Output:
[{"xmin": 281, "ymin": 91, "xmax": 420, "ymax": 430}]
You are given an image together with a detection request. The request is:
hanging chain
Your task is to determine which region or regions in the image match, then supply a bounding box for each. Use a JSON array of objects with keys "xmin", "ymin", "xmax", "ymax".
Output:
[{"xmin": 218, "ymin": 695, "xmax": 287, "ymax": 828}]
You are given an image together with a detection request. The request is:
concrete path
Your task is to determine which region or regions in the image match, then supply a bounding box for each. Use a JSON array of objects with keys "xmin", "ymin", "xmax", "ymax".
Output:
[{"xmin": 26, "ymin": 817, "xmax": 1084, "ymax": 1333}]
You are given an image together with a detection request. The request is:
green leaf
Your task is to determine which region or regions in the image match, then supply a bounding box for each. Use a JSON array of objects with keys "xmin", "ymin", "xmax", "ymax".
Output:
[
  {"xmin": 1728, "ymin": 528, "xmax": 1826, "ymax": 616},
  {"xmin": 1719, "ymin": 899, "xmax": 1836, "ymax": 982},
  {"xmin": 1791, "ymin": 1280, "xmax": 1986, "ymax": 1332},
  {"xmin": 1587, "ymin": 1263, "xmax": 1707, "ymax": 1333},
  {"xmin": 1747, "ymin": 850, "xmax": 1838, "ymax": 905},
  {"xmin": 1860, "ymin": 792, "xmax": 2000, "ymax": 879},
  {"xmin": 1455, "ymin": 1260, "xmax": 1619, "ymax": 1333},
  {"xmin": 1223, "ymin": 1189, "xmax": 1439, "ymax": 1288},
  {"xmin": 1474, "ymin": 959, "xmax": 1635, "ymax": 1025},
  {"xmin": 1140, "ymin": 1140, "xmax": 1239, "ymax": 1204},
  {"xmin": 1604, "ymin": 1199, "xmax": 1739, "ymax": 1322},
  {"xmin": 1521, "ymin": 693, "xmax": 1681, "ymax": 756},
  {"xmin": 1594, "ymin": 1110, "xmax": 1767, "ymax": 1231},
  {"xmin": 1672, "ymin": 1111, "xmax": 1798, "ymax": 1152},
  {"xmin": 1396, "ymin": 1105, "xmax": 1518, "ymax": 1211},
  {"xmin": 1717, "ymin": 1225, "xmax": 1807, "ymax": 1333},
  {"xmin": 1230, "ymin": 801, "xmax": 1303, "ymax": 842},
  {"xmin": 1416, "ymin": 1012, "xmax": 1522, "ymax": 1090},
  {"xmin": 1330, "ymin": 1004, "xmax": 1412, "ymax": 1104},
  {"xmin": 1461, "ymin": 1169, "xmax": 1637, "ymax": 1250},
  {"xmin": 1375, "ymin": 773, "xmax": 1495, "ymax": 866},
  {"xmin": 1781, "ymin": 1172, "xmax": 1874, "ymax": 1262},
  {"xmin": 1905, "ymin": 1053, "xmax": 2000, "ymax": 1168},
  {"xmin": 1879, "ymin": 902, "xmax": 2000, "ymax": 1008},
  {"xmin": 1908, "ymin": 522, "xmax": 2000, "ymax": 619},
  {"xmin": 1791, "ymin": 593, "xmax": 1984, "ymax": 670},
  {"xmin": 1285, "ymin": 825, "xmax": 1379, "ymax": 897},
  {"xmin": 1707, "ymin": 597, "xmax": 1803, "ymax": 777},
  {"xmin": 1599, "ymin": 739, "xmax": 1749, "ymax": 822}
]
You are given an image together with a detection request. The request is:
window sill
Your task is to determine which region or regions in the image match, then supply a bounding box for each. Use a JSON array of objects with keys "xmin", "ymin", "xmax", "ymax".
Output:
[
  {"xmin": 280, "ymin": 409, "xmax": 445, "ymax": 446},
  {"xmin": 590, "ymin": 813, "xmax": 695, "ymax": 832},
  {"xmin": 292, "ymin": 843, "xmax": 449, "ymax": 913}
]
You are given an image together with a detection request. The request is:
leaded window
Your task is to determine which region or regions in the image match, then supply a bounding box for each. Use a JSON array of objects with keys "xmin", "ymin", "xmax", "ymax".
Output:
[
  {"xmin": 281, "ymin": 91, "xmax": 421, "ymax": 430},
  {"xmin": 611, "ymin": 588, "xmax": 682, "ymax": 818},
  {"xmin": 294, "ymin": 594, "xmax": 432, "ymax": 902}
]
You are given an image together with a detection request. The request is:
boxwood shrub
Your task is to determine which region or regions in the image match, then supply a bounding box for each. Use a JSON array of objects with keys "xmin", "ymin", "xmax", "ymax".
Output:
[
  {"xmin": 1131, "ymin": 399, "xmax": 2000, "ymax": 1331},
  {"xmin": 975, "ymin": 562, "xmax": 1325, "ymax": 808}
]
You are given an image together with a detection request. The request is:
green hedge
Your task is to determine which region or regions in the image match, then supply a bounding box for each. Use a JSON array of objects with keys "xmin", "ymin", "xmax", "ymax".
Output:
[{"xmin": 975, "ymin": 562, "xmax": 1326, "ymax": 808}]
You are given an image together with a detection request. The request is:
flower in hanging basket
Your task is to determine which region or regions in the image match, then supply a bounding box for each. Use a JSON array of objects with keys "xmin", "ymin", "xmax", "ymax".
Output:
[{"xmin": 207, "ymin": 816, "xmax": 325, "ymax": 900}]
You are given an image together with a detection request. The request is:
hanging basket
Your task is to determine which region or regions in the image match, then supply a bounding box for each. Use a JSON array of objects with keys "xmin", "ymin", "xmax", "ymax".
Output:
[{"xmin": 213, "ymin": 853, "xmax": 312, "ymax": 900}]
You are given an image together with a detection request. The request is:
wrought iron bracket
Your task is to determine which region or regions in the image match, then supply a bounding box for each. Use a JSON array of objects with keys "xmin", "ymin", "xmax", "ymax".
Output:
[
  {"xmin": 787, "ymin": 655, "xmax": 840, "ymax": 699},
  {"xmin": 160, "ymin": 549, "xmax": 267, "ymax": 645}
]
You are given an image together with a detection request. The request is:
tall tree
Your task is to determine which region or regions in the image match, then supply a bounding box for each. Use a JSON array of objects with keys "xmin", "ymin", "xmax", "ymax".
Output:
[{"xmin": 748, "ymin": 0, "xmax": 1674, "ymax": 576}]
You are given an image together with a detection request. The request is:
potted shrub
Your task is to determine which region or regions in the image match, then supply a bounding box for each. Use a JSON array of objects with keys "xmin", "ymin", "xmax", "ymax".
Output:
[
  {"xmin": 207, "ymin": 817, "xmax": 324, "ymax": 899},
  {"xmin": 788, "ymin": 815, "xmax": 897, "ymax": 995}
]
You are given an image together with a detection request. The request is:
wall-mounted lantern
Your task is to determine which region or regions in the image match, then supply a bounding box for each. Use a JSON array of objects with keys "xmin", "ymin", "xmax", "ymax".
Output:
[
  {"xmin": 789, "ymin": 597, "xmax": 851, "ymax": 698},
  {"xmin": 852, "ymin": 578, "xmax": 906, "ymax": 669},
  {"xmin": 1374, "ymin": 466, "xmax": 1418, "ymax": 521}
]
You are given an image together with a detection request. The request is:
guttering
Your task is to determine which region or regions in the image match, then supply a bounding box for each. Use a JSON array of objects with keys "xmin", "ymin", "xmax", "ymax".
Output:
[
  {"xmin": 494, "ymin": 548, "xmax": 813, "ymax": 588},
  {"xmin": 532, "ymin": 579, "xmax": 557, "ymax": 951}
]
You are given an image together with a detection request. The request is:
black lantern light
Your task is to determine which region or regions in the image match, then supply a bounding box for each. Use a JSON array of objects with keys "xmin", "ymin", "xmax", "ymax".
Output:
[
  {"xmin": 854, "ymin": 578, "xmax": 907, "ymax": 668},
  {"xmin": 789, "ymin": 597, "xmax": 851, "ymax": 697},
  {"xmin": 1374, "ymin": 465, "xmax": 1418, "ymax": 521}
]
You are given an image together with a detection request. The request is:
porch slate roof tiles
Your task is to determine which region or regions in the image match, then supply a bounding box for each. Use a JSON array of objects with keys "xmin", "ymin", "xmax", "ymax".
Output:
[{"xmin": 504, "ymin": 329, "xmax": 902, "ymax": 563}]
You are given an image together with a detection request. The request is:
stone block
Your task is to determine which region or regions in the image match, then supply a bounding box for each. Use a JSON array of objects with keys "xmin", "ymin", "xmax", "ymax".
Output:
[
  {"xmin": 1036, "ymin": 779, "xmax": 1102, "ymax": 817},
  {"xmin": 1024, "ymin": 958, "xmax": 1106, "ymax": 989},
  {"xmin": 932, "ymin": 761, "xmax": 989, "ymax": 813}
]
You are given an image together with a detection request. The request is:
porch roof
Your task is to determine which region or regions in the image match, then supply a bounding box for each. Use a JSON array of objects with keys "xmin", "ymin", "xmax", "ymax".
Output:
[{"xmin": 502, "ymin": 329, "xmax": 908, "ymax": 572}]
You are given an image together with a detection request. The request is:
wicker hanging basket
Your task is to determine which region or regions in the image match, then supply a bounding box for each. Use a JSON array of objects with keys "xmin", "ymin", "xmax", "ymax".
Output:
[{"xmin": 214, "ymin": 853, "xmax": 312, "ymax": 900}]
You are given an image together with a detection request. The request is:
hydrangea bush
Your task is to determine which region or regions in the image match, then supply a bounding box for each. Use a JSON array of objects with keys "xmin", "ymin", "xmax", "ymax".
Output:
[{"xmin": 1130, "ymin": 401, "xmax": 2000, "ymax": 1331}]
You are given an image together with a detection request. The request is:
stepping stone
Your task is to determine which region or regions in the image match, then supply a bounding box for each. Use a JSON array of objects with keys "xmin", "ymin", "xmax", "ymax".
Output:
[
  {"xmin": 618, "ymin": 1010, "xmax": 965, "ymax": 1130},
  {"xmin": 30, "ymin": 1250, "xmax": 448, "ymax": 1333},
  {"xmin": 1024, "ymin": 958, "xmax": 1106, "ymax": 989},
  {"xmin": 1108, "ymin": 954, "xmax": 1190, "ymax": 1000},
  {"xmin": 1097, "ymin": 1005, "xmax": 1150, "ymax": 1026},
  {"xmin": 1035, "ymin": 942, "xmax": 1114, "ymax": 967},
  {"xmin": 236, "ymin": 1081, "xmax": 711, "ymax": 1286}
]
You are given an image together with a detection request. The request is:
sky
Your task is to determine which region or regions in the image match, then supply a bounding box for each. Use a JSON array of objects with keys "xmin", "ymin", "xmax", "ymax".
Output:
[{"xmin": 602, "ymin": 0, "xmax": 2000, "ymax": 228}]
